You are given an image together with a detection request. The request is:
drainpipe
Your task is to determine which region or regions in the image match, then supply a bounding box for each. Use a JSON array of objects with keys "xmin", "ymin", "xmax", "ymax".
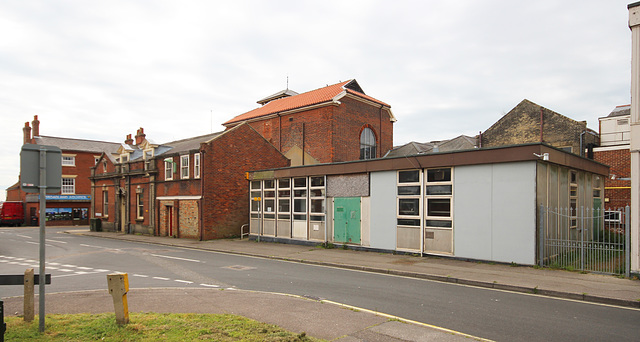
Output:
[
  {"xmin": 302, "ymin": 123, "xmax": 305, "ymax": 165},
  {"xmin": 540, "ymin": 108, "xmax": 544, "ymax": 143},
  {"xmin": 199, "ymin": 148, "xmax": 205, "ymax": 241},
  {"xmin": 379, "ymin": 104, "xmax": 383, "ymax": 158}
]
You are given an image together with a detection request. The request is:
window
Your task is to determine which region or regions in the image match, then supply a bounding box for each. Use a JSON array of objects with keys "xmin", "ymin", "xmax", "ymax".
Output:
[
  {"xmin": 309, "ymin": 176, "xmax": 326, "ymax": 222},
  {"xmin": 263, "ymin": 179, "xmax": 275, "ymax": 219},
  {"xmin": 61, "ymin": 177, "xmax": 75, "ymax": 194},
  {"xmin": 181, "ymin": 155, "xmax": 189, "ymax": 179},
  {"xmin": 593, "ymin": 175, "xmax": 601, "ymax": 198},
  {"xmin": 397, "ymin": 170, "xmax": 421, "ymax": 226},
  {"xmin": 277, "ymin": 178, "xmax": 291, "ymax": 220},
  {"xmin": 165, "ymin": 159, "xmax": 174, "ymax": 180},
  {"xmin": 94, "ymin": 157, "xmax": 100, "ymax": 165},
  {"xmin": 136, "ymin": 193, "xmax": 144, "ymax": 220},
  {"xmin": 103, "ymin": 161, "xmax": 108, "ymax": 173},
  {"xmin": 293, "ymin": 177, "xmax": 307, "ymax": 221},
  {"xmin": 425, "ymin": 168, "xmax": 453, "ymax": 229},
  {"xmin": 360, "ymin": 127, "xmax": 377, "ymax": 160},
  {"xmin": 103, "ymin": 190, "xmax": 109, "ymax": 217},
  {"xmin": 604, "ymin": 210, "xmax": 621, "ymax": 223},
  {"xmin": 62, "ymin": 155, "xmax": 75, "ymax": 166},
  {"xmin": 120, "ymin": 154, "xmax": 129, "ymax": 163},
  {"xmin": 194, "ymin": 153, "xmax": 201, "ymax": 179},
  {"xmin": 250, "ymin": 181, "xmax": 261, "ymax": 219}
]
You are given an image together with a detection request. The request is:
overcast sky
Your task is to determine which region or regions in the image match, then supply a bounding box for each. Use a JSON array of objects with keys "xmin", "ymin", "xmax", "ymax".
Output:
[{"xmin": 0, "ymin": 0, "xmax": 634, "ymax": 199}]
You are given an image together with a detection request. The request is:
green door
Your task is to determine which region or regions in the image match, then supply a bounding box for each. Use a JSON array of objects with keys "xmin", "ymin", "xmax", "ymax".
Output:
[{"xmin": 334, "ymin": 197, "xmax": 361, "ymax": 244}]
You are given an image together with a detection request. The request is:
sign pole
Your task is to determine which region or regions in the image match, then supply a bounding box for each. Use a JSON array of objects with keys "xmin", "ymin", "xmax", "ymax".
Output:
[{"xmin": 38, "ymin": 147, "xmax": 46, "ymax": 333}]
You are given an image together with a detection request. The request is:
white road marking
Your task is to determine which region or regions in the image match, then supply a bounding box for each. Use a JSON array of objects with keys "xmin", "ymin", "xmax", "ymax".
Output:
[
  {"xmin": 46, "ymin": 239, "xmax": 67, "ymax": 244},
  {"xmin": 149, "ymin": 254, "xmax": 201, "ymax": 263},
  {"xmin": 175, "ymin": 279, "xmax": 193, "ymax": 284},
  {"xmin": 133, "ymin": 274, "xmax": 148, "ymax": 278},
  {"xmin": 200, "ymin": 284, "xmax": 219, "ymax": 288},
  {"xmin": 153, "ymin": 276, "xmax": 170, "ymax": 280},
  {"xmin": 17, "ymin": 234, "xmax": 32, "ymax": 239}
]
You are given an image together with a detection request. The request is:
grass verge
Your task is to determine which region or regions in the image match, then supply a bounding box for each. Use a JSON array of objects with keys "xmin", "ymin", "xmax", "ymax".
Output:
[{"xmin": 5, "ymin": 312, "xmax": 324, "ymax": 341}]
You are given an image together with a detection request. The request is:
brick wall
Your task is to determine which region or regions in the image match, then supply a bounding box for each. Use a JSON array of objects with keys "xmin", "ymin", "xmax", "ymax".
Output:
[
  {"xmin": 247, "ymin": 97, "xmax": 394, "ymax": 164},
  {"xmin": 179, "ymin": 200, "xmax": 199, "ymax": 238},
  {"xmin": 482, "ymin": 100, "xmax": 597, "ymax": 153},
  {"xmin": 594, "ymin": 148, "xmax": 631, "ymax": 209},
  {"xmin": 201, "ymin": 123, "xmax": 289, "ymax": 239}
]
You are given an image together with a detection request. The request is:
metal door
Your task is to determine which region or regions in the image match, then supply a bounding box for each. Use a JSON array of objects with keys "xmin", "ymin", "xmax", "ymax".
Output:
[{"xmin": 333, "ymin": 197, "xmax": 361, "ymax": 244}]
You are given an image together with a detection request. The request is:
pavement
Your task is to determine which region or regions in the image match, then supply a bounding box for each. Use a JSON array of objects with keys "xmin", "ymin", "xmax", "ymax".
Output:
[{"xmin": 3, "ymin": 228, "xmax": 640, "ymax": 341}]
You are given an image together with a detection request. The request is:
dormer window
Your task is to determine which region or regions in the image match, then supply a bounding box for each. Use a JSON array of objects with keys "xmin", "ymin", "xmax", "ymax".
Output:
[
  {"xmin": 144, "ymin": 149, "xmax": 154, "ymax": 159},
  {"xmin": 120, "ymin": 154, "xmax": 129, "ymax": 163}
]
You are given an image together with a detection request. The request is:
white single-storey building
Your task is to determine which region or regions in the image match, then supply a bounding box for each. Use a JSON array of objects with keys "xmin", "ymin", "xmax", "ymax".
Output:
[{"xmin": 247, "ymin": 143, "xmax": 608, "ymax": 265}]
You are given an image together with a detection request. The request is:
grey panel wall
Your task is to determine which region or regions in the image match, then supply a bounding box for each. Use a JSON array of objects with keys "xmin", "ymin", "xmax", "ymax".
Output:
[
  {"xmin": 327, "ymin": 174, "xmax": 369, "ymax": 197},
  {"xmin": 370, "ymin": 171, "xmax": 397, "ymax": 250},
  {"xmin": 454, "ymin": 162, "xmax": 537, "ymax": 264}
]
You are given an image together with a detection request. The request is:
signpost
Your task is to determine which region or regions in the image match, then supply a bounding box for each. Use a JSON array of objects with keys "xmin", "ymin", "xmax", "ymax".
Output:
[{"xmin": 20, "ymin": 144, "xmax": 61, "ymax": 333}]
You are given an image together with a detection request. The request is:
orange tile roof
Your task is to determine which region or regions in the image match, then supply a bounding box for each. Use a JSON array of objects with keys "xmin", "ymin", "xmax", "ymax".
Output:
[{"xmin": 223, "ymin": 80, "xmax": 390, "ymax": 126}]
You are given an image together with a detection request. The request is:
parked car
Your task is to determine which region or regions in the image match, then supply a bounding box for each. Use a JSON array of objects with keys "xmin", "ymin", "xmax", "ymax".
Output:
[{"xmin": 0, "ymin": 201, "xmax": 24, "ymax": 226}]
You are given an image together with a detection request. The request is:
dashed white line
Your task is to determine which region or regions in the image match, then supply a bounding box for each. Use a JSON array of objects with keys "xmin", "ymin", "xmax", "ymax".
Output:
[
  {"xmin": 153, "ymin": 276, "xmax": 170, "ymax": 281},
  {"xmin": 46, "ymin": 239, "xmax": 67, "ymax": 244},
  {"xmin": 133, "ymin": 274, "xmax": 148, "ymax": 278},
  {"xmin": 149, "ymin": 254, "xmax": 201, "ymax": 263},
  {"xmin": 200, "ymin": 284, "xmax": 220, "ymax": 288},
  {"xmin": 16, "ymin": 234, "xmax": 31, "ymax": 239},
  {"xmin": 175, "ymin": 279, "xmax": 193, "ymax": 284}
]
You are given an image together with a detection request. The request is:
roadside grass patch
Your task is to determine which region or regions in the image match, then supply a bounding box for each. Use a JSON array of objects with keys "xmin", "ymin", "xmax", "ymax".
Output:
[{"xmin": 5, "ymin": 312, "xmax": 323, "ymax": 341}]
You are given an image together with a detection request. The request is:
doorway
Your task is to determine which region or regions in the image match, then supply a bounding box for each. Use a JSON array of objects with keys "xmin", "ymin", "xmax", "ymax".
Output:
[{"xmin": 333, "ymin": 197, "xmax": 361, "ymax": 244}]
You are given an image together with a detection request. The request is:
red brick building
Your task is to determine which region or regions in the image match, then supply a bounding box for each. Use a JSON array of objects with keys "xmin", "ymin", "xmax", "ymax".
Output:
[
  {"xmin": 224, "ymin": 79, "xmax": 395, "ymax": 165},
  {"xmin": 7, "ymin": 116, "xmax": 120, "ymax": 226},
  {"xmin": 92, "ymin": 124, "xmax": 289, "ymax": 239},
  {"xmin": 594, "ymin": 105, "xmax": 631, "ymax": 210}
]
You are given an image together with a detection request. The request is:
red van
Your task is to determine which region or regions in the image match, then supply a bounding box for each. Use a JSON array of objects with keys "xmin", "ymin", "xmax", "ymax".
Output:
[{"xmin": 0, "ymin": 201, "xmax": 24, "ymax": 226}]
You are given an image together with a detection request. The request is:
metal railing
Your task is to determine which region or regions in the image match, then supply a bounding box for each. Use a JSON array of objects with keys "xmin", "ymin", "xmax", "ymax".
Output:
[{"xmin": 539, "ymin": 205, "xmax": 630, "ymax": 276}]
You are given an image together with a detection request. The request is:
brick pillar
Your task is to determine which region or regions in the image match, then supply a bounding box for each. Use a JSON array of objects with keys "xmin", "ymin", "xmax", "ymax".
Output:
[
  {"xmin": 32, "ymin": 115, "xmax": 40, "ymax": 137},
  {"xmin": 23, "ymin": 122, "xmax": 31, "ymax": 145}
]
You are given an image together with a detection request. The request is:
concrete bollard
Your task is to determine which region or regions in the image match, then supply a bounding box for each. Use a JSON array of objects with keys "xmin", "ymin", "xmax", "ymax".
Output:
[
  {"xmin": 23, "ymin": 269, "xmax": 34, "ymax": 322},
  {"xmin": 107, "ymin": 273, "xmax": 129, "ymax": 325}
]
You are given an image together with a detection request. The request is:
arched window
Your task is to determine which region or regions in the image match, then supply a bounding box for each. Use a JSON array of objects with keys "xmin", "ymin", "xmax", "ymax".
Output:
[{"xmin": 360, "ymin": 127, "xmax": 377, "ymax": 160}]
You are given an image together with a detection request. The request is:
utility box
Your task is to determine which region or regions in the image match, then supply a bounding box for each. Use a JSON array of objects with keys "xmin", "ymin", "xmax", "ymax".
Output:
[{"xmin": 90, "ymin": 218, "xmax": 102, "ymax": 232}]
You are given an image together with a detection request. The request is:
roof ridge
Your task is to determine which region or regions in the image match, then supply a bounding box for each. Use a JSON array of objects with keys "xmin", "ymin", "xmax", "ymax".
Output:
[{"xmin": 38, "ymin": 135, "xmax": 121, "ymax": 145}]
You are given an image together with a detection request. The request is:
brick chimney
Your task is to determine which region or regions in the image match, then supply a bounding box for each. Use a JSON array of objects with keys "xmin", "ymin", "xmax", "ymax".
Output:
[
  {"xmin": 32, "ymin": 115, "xmax": 40, "ymax": 137},
  {"xmin": 124, "ymin": 134, "xmax": 134, "ymax": 145},
  {"xmin": 135, "ymin": 127, "xmax": 146, "ymax": 145},
  {"xmin": 23, "ymin": 122, "xmax": 31, "ymax": 145}
]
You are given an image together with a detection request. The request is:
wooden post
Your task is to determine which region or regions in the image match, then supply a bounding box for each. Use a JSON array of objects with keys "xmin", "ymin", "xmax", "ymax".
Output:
[
  {"xmin": 107, "ymin": 273, "xmax": 129, "ymax": 325},
  {"xmin": 23, "ymin": 269, "xmax": 34, "ymax": 322}
]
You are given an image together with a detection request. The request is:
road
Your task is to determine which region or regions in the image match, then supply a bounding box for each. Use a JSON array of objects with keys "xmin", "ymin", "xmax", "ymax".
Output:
[{"xmin": 1, "ymin": 227, "xmax": 639, "ymax": 341}]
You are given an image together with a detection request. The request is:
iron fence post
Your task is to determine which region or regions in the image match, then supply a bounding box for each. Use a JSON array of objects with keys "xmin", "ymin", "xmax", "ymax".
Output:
[
  {"xmin": 539, "ymin": 205, "xmax": 544, "ymax": 268},
  {"xmin": 625, "ymin": 205, "xmax": 631, "ymax": 278}
]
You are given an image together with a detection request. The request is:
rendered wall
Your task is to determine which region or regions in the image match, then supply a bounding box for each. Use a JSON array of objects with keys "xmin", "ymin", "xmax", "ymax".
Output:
[
  {"xmin": 454, "ymin": 162, "xmax": 536, "ymax": 264},
  {"xmin": 369, "ymin": 171, "xmax": 397, "ymax": 250}
]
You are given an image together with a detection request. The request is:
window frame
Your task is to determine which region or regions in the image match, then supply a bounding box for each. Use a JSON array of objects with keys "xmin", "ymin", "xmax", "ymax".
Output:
[
  {"xmin": 61, "ymin": 177, "xmax": 76, "ymax": 194},
  {"xmin": 165, "ymin": 159, "xmax": 174, "ymax": 180},
  {"xmin": 194, "ymin": 153, "xmax": 201, "ymax": 179},
  {"xmin": 425, "ymin": 168, "xmax": 453, "ymax": 229},
  {"xmin": 360, "ymin": 127, "xmax": 377, "ymax": 160},
  {"xmin": 180, "ymin": 155, "xmax": 190, "ymax": 179},
  {"xmin": 102, "ymin": 190, "xmax": 109, "ymax": 217},
  {"xmin": 136, "ymin": 192, "xmax": 144, "ymax": 220},
  {"xmin": 61, "ymin": 155, "xmax": 76, "ymax": 166},
  {"xmin": 397, "ymin": 170, "xmax": 422, "ymax": 227}
]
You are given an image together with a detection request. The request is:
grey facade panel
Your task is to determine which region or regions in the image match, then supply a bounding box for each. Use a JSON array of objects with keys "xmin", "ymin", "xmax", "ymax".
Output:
[
  {"xmin": 369, "ymin": 171, "xmax": 396, "ymax": 250},
  {"xmin": 327, "ymin": 174, "xmax": 369, "ymax": 197},
  {"xmin": 454, "ymin": 162, "xmax": 536, "ymax": 264}
]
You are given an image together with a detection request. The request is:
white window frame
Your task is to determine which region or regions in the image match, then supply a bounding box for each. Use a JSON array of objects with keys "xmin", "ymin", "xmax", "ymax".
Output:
[
  {"xmin": 181, "ymin": 155, "xmax": 189, "ymax": 179},
  {"xmin": 194, "ymin": 153, "xmax": 201, "ymax": 179},
  {"xmin": 424, "ymin": 168, "xmax": 453, "ymax": 229},
  {"xmin": 136, "ymin": 192, "xmax": 144, "ymax": 220},
  {"xmin": 61, "ymin": 177, "xmax": 76, "ymax": 194},
  {"xmin": 62, "ymin": 155, "xmax": 76, "ymax": 166},
  {"xmin": 570, "ymin": 170, "xmax": 578, "ymax": 228},
  {"xmin": 165, "ymin": 159, "xmax": 174, "ymax": 180},
  {"xmin": 103, "ymin": 190, "xmax": 109, "ymax": 217},
  {"xmin": 397, "ymin": 169, "xmax": 422, "ymax": 227},
  {"xmin": 309, "ymin": 176, "xmax": 326, "ymax": 223}
]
